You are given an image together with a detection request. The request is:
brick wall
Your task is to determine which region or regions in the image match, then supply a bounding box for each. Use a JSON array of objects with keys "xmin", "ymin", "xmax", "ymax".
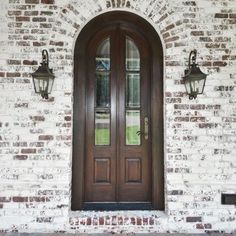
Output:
[{"xmin": 0, "ymin": 0, "xmax": 236, "ymax": 234}]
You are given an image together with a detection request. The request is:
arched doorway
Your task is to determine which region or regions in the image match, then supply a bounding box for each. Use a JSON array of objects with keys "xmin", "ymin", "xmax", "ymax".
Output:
[{"xmin": 72, "ymin": 11, "xmax": 164, "ymax": 210}]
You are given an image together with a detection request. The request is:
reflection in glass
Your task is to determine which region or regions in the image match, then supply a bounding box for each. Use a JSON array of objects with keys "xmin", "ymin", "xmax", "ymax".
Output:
[
  {"xmin": 96, "ymin": 38, "xmax": 110, "ymax": 71},
  {"xmin": 126, "ymin": 37, "xmax": 140, "ymax": 71},
  {"xmin": 126, "ymin": 110, "xmax": 141, "ymax": 145},
  {"xmin": 95, "ymin": 110, "xmax": 110, "ymax": 146},
  {"xmin": 96, "ymin": 72, "xmax": 110, "ymax": 107},
  {"xmin": 126, "ymin": 73, "xmax": 140, "ymax": 108}
]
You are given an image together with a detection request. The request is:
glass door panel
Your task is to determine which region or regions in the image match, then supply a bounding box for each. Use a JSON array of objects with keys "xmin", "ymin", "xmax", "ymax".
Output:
[
  {"xmin": 95, "ymin": 38, "xmax": 111, "ymax": 146},
  {"xmin": 95, "ymin": 110, "xmax": 110, "ymax": 146},
  {"xmin": 126, "ymin": 37, "xmax": 140, "ymax": 71},
  {"xmin": 125, "ymin": 37, "xmax": 141, "ymax": 146},
  {"xmin": 126, "ymin": 73, "xmax": 140, "ymax": 108},
  {"xmin": 126, "ymin": 110, "xmax": 141, "ymax": 145}
]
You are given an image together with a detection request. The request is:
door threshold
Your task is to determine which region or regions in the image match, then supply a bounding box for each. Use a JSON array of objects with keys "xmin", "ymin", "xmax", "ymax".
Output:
[{"xmin": 83, "ymin": 202, "xmax": 154, "ymax": 211}]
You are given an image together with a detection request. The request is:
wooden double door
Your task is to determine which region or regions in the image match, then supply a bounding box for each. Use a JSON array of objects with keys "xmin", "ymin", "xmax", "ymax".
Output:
[{"xmin": 84, "ymin": 25, "xmax": 151, "ymax": 204}]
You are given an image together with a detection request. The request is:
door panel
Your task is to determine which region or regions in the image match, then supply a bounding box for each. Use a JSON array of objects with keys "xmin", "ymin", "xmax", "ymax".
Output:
[{"xmin": 85, "ymin": 26, "xmax": 151, "ymax": 203}]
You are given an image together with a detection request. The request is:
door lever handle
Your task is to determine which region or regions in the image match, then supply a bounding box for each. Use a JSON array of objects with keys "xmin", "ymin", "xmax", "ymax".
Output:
[{"xmin": 136, "ymin": 130, "xmax": 142, "ymax": 136}]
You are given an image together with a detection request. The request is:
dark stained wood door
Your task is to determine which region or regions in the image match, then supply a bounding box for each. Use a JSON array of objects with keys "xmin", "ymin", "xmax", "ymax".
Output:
[{"xmin": 84, "ymin": 25, "xmax": 151, "ymax": 203}]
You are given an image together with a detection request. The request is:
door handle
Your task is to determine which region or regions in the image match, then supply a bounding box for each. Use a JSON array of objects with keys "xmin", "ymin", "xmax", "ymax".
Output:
[
  {"xmin": 136, "ymin": 117, "xmax": 149, "ymax": 140},
  {"xmin": 144, "ymin": 116, "xmax": 149, "ymax": 140}
]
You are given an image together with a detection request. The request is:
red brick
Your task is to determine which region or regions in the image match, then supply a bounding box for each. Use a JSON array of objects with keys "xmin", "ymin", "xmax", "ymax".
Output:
[
  {"xmin": 41, "ymin": 0, "xmax": 54, "ymax": 3},
  {"xmin": 7, "ymin": 72, "xmax": 21, "ymax": 77},
  {"xmin": 0, "ymin": 197, "xmax": 11, "ymax": 202},
  {"xmin": 86, "ymin": 218, "xmax": 91, "ymax": 225},
  {"xmin": 21, "ymin": 148, "xmax": 36, "ymax": 154},
  {"xmin": 65, "ymin": 116, "xmax": 71, "ymax": 121},
  {"xmin": 39, "ymin": 135, "xmax": 54, "ymax": 140},
  {"xmin": 23, "ymin": 60, "xmax": 37, "ymax": 65},
  {"xmin": 99, "ymin": 217, "xmax": 104, "ymax": 225},
  {"xmin": 215, "ymin": 13, "xmax": 228, "ymax": 18},
  {"xmin": 165, "ymin": 23, "xmax": 175, "ymax": 31},
  {"xmin": 191, "ymin": 31, "xmax": 204, "ymax": 36},
  {"xmin": 16, "ymin": 16, "xmax": 30, "ymax": 22},
  {"xmin": 165, "ymin": 36, "xmax": 179, "ymax": 43},
  {"xmin": 29, "ymin": 197, "xmax": 46, "ymax": 202},
  {"xmin": 137, "ymin": 217, "xmax": 142, "ymax": 225},
  {"xmin": 213, "ymin": 61, "xmax": 227, "ymax": 67},
  {"xmin": 49, "ymin": 41, "xmax": 64, "ymax": 46},
  {"xmin": 33, "ymin": 42, "xmax": 47, "ymax": 46},
  {"xmin": 30, "ymin": 116, "xmax": 45, "ymax": 122},
  {"xmin": 12, "ymin": 197, "xmax": 28, "ymax": 202},
  {"xmin": 196, "ymin": 223, "xmax": 204, "ymax": 229}
]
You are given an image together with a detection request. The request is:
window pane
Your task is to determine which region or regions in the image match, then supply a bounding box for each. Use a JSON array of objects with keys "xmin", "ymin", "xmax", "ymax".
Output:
[
  {"xmin": 96, "ymin": 72, "xmax": 110, "ymax": 107},
  {"xmin": 126, "ymin": 73, "xmax": 140, "ymax": 108},
  {"xmin": 126, "ymin": 110, "xmax": 141, "ymax": 145},
  {"xmin": 126, "ymin": 37, "xmax": 140, "ymax": 71},
  {"xmin": 95, "ymin": 110, "xmax": 110, "ymax": 146},
  {"xmin": 96, "ymin": 38, "xmax": 110, "ymax": 71}
]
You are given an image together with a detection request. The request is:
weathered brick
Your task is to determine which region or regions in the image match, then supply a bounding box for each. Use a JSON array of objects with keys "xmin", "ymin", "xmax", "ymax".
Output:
[
  {"xmin": 0, "ymin": 197, "xmax": 11, "ymax": 202},
  {"xmin": 186, "ymin": 217, "xmax": 202, "ymax": 222},
  {"xmin": 30, "ymin": 116, "xmax": 45, "ymax": 122},
  {"xmin": 38, "ymin": 135, "xmax": 53, "ymax": 140},
  {"xmin": 41, "ymin": 0, "xmax": 54, "ymax": 3},
  {"xmin": 215, "ymin": 13, "xmax": 228, "ymax": 18},
  {"xmin": 6, "ymin": 72, "xmax": 20, "ymax": 77},
  {"xmin": 12, "ymin": 197, "xmax": 28, "ymax": 202},
  {"xmin": 23, "ymin": 60, "xmax": 37, "ymax": 65},
  {"xmin": 25, "ymin": 0, "xmax": 39, "ymax": 3},
  {"xmin": 32, "ymin": 17, "xmax": 47, "ymax": 22},
  {"xmin": 14, "ymin": 155, "xmax": 28, "ymax": 160},
  {"xmin": 16, "ymin": 16, "xmax": 30, "ymax": 22},
  {"xmin": 21, "ymin": 148, "xmax": 36, "ymax": 154}
]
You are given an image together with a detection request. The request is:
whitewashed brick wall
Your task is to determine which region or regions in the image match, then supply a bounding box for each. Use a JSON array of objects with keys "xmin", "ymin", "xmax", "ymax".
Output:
[{"xmin": 0, "ymin": 0, "xmax": 236, "ymax": 234}]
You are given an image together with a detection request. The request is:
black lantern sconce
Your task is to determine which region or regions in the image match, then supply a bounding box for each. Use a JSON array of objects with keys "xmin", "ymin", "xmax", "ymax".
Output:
[
  {"xmin": 183, "ymin": 49, "xmax": 207, "ymax": 100},
  {"xmin": 31, "ymin": 49, "xmax": 55, "ymax": 99}
]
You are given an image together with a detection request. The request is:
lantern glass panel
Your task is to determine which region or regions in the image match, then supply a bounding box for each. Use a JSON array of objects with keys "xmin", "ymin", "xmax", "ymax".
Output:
[
  {"xmin": 32, "ymin": 77, "xmax": 40, "ymax": 93},
  {"xmin": 47, "ymin": 76, "xmax": 55, "ymax": 94},
  {"xmin": 184, "ymin": 79, "xmax": 191, "ymax": 94}
]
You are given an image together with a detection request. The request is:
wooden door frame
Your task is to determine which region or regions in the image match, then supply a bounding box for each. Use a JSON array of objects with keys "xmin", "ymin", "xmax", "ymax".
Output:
[{"xmin": 72, "ymin": 11, "xmax": 164, "ymax": 210}]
